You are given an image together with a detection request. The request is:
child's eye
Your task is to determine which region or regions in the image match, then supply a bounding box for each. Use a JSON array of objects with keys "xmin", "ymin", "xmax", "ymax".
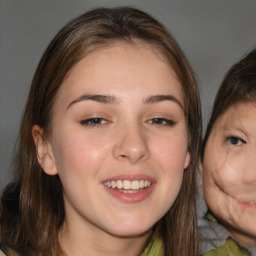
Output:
[
  {"xmin": 227, "ymin": 136, "xmax": 246, "ymax": 145},
  {"xmin": 147, "ymin": 118, "xmax": 175, "ymax": 126},
  {"xmin": 80, "ymin": 118, "xmax": 108, "ymax": 127}
]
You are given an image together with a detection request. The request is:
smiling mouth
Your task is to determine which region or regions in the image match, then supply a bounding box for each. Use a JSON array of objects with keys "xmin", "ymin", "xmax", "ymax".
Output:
[
  {"xmin": 103, "ymin": 179, "xmax": 152, "ymax": 193},
  {"xmin": 238, "ymin": 200, "xmax": 256, "ymax": 209},
  {"xmin": 245, "ymin": 200, "xmax": 256, "ymax": 205}
]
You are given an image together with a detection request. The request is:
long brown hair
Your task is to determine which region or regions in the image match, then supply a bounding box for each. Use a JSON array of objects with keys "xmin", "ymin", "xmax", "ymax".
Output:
[{"xmin": 0, "ymin": 7, "xmax": 201, "ymax": 255}]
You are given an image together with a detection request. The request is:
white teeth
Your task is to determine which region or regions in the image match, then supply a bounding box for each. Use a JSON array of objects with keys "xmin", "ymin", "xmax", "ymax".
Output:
[
  {"xmin": 111, "ymin": 181, "xmax": 116, "ymax": 189},
  {"xmin": 248, "ymin": 200, "xmax": 256, "ymax": 205},
  {"xmin": 104, "ymin": 179, "xmax": 152, "ymax": 190},
  {"xmin": 131, "ymin": 180, "xmax": 139, "ymax": 190},
  {"xmin": 116, "ymin": 180, "xmax": 122, "ymax": 189},
  {"xmin": 123, "ymin": 180, "xmax": 131, "ymax": 189}
]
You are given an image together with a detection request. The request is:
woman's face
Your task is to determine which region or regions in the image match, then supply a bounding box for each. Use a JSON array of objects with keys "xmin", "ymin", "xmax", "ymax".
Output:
[
  {"xmin": 203, "ymin": 102, "xmax": 256, "ymax": 247},
  {"xmin": 34, "ymin": 42, "xmax": 190, "ymax": 238}
]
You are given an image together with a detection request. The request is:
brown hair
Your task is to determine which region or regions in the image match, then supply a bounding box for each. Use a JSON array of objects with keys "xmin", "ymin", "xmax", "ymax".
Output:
[
  {"xmin": 0, "ymin": 7, "xmax": 201, "ymax": 256},
  {"xmin": 202, "ymin": 48, "xmax": 256, "ymax": 157}
]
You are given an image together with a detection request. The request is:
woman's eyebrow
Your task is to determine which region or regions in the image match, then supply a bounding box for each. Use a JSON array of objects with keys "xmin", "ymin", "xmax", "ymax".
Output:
[
  {"xmin": 67, "ymin": 94, "xmax": 183, "ymax": 110},
  {"xmin": 222, "ymin": 126, "xmax": 248, "ymax": 135},
  {"xmin": 67, "ymin": 94, "xmax": 120, "ymax": 109},
  {"xmin": 143, "ymin": 95, "xmax": 184, "ymax": 109}
]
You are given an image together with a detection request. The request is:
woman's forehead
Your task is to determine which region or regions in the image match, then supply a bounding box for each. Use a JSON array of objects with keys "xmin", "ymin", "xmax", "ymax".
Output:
[{"xmin": 53, "ymin": 42, "xmax": 184, "ymax": 109}]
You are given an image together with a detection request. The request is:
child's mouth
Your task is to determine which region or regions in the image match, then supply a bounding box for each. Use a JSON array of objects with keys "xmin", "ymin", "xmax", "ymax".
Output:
[{"xmin": 244, "ymin": 200, "xmax": 256, "ymax": 205}]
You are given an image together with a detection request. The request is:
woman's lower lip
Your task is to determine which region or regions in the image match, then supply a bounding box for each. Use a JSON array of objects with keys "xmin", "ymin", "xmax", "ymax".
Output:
[{"xmin": 104, "ymin": 184, "xmax": 154, "ymax": 203}]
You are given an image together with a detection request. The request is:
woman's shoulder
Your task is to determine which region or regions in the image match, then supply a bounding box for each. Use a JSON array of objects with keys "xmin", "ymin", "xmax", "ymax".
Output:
[
  {"xmin": 140, "ymin": 236, "xmax": 164, "ymax": 256},
  {"xmin": 0, "ymin": 243, "xmax": 19, "ymax": 256},
  {"xmin": 0, "ymin": 243, "xmax": 7, "ymax": 256},
  {"xmin": 0, "ymin": 249, "xmax": 19, "ymax": 256}
]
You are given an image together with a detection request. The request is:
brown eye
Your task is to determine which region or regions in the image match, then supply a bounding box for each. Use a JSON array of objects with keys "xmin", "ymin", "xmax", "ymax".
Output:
[
  {"xmin": 80, "ymin": 118, "xmax": 108, "ymax": 127},
  {"xmin": 148, "ymin": 118, "xmax": 175, "ymax": 126},
  {"xmin": 227, "ymin": 136, "xmax": 246, "ymax": 145}
]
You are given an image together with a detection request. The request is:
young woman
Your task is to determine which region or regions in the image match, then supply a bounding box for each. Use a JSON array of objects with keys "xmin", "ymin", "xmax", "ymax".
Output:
[
  {"xmin": 200, "ymin": 49, "xmax": 256, "ymax": 255},
  {"xmin": 0, "ymin": 7, "xmax": 202, "ymax": 256}
]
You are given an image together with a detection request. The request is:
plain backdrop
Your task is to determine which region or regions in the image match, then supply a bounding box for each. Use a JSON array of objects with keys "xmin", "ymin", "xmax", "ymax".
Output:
[{"xmin": 1, "ymin": 0, "xmax": 256, "ymax": 191}]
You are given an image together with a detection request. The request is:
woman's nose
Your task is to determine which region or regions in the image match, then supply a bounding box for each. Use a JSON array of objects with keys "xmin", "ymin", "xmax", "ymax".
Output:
[{"xmin": 112, "ymin": 123, "xmax": 150, "ymax": 164}]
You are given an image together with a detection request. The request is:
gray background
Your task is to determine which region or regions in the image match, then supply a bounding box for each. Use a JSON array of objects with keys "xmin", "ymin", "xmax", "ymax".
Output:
[{"xmin": 1, "ymin": 0, "xmax": 256, "ymax": 191}]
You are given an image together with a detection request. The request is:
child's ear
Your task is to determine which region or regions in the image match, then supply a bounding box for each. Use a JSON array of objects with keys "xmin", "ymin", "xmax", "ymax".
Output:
[
  {"xmin": 32, "ymin": 125, "xmax": 58, "ymax": 175},
  {"xmin": 184, "ymin": 151, "xmax": 191, "ymax": 169}
]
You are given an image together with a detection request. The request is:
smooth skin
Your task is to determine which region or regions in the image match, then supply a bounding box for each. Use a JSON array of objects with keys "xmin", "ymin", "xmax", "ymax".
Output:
[
  {"xmin": 32, "ymin": 42, "xmax": 190, "ymax": 256},
  {"xmin": 203, "ymin": 102, "xmax": 256, "ymax": 248}
]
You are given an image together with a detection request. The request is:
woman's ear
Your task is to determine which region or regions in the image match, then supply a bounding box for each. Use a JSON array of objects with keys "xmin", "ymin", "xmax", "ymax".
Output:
[
  {"xmin": 184, "ymin": 151, "xmax": 191, "ymax": 169},
  {"xmin": 32, "ymin": 125, "xmax": 58, "ymax": 175}
]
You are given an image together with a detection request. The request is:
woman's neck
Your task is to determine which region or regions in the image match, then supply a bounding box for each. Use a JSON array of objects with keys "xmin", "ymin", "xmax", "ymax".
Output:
[{"xmin": 58, "ymin": 218, "xmax": 151, "ymax": 256}]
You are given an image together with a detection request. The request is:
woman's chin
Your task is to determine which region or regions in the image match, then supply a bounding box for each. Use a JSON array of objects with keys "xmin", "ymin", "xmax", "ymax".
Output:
[{"xmin": 104, "ymin": 224, "xmax": 152, "ymax": 238}]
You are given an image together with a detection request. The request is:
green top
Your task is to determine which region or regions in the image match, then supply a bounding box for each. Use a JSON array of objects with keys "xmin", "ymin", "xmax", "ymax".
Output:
[
  {"xmin": 140, "ymin": 237, "xmax": 164, "ymax": 256},
  {"xmin": 202, "ymin": 238, "xmax": 249, "ymax": 256},
  {"xmin": 201, "ymin": 214, "xmax": 250, "ymax": 256},
  {"xmin": 2, "ymin": 236, "xmax": 164, "ymax": 256}
]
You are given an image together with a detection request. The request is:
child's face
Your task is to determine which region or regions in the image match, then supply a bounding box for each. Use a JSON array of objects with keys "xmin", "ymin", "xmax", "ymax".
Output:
[
  {"xmin": 36, "ymin": 43, "xmax": 190, "ymax": 238},
  {"xmin": 203, "ymin": 103, "xmax": 256, "ymax": 246}
]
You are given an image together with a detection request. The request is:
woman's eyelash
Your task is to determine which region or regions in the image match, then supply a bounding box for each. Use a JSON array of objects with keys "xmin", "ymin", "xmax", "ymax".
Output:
[
  {"xmin": 227, "ymin": 136, "xmax": 246, "ymax": 145},
  {"xmin": 80, "ymin": 117, "xmax": 175, "ymax": 127},
  {"xmin": 80, "ymin": 118, "xmax": 108, "ymax": 127},
  {"xmin": 148, "ymin": 118, "xmax": 175, "ymax": 126}
]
